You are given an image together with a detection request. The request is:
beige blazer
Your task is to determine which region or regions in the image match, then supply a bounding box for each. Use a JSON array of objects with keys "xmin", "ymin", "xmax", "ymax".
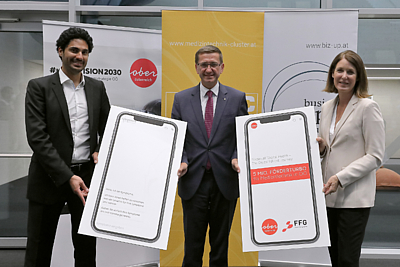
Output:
[{"xmin": 320, "ymin": 94, "xmax": 385, "ymax": 208}]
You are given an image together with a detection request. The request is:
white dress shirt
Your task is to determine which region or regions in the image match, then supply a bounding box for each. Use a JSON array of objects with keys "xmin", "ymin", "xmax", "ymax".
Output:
[
  {"xmin": 59, "ymin": 69, "xmax": 90, "ymax": 163},
  {"xmin": 200, "ymin": 82, "xmax": 219, "ymax": 119},
  {"xmin": 329, "ymin": 100, "xmax": 338, "ymax": 143}
]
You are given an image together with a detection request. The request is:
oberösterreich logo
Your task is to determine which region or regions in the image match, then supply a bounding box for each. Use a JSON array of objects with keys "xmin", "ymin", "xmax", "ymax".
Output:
[
  {"xmin": 130, "ymin": 58, "xmax": 157, "ymax": 88},
  {"xmin": 262, "ymin": 219, "xmax": 278, "ymax": 235}
]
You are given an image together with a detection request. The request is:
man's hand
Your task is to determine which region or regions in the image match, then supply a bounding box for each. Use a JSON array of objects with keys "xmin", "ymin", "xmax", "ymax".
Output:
[
  {"xmin": 323, "ymin": 175, "xmax": 340, "ymax": 195},
  {"xmin": 70, "ymin": 175, "xmax": 89, "ymax": 205},
  {"xmin": 92, "ymin": 152, "xmax": 99, "ymax": 164},
  {"xmin": 231, "ymin": 158, "xmax": 240, "ymax": 173},
  {"xmin": 177, "ymin": 162, "xmax": 188, "ymax": 179}
]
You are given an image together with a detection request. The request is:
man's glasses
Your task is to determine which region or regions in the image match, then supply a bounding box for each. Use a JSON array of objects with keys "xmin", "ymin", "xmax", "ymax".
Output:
[{"xmin": 197, "ymin": 62, "xmax": 221, "ymax": 69}]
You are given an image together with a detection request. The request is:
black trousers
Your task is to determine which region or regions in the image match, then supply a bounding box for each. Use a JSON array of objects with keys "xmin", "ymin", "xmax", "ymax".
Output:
[
  {"xmin": 181, "ymin": 170, "xmax": 237, "ymax": 267},
  {"xmin": 327, "ymin": 207, "xmax": 371, "ymax": 267},
  {"xmin": 24, "ymin": 164, "xmax": 96, "ymax": 267}
]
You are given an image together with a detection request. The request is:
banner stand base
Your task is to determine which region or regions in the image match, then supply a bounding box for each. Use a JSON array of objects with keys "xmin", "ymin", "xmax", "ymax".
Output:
[
  {"xmin": 259, "ymin": 260, "xmax": 330, "ymax": 267},
  {"xmin": 51, "ymin": 214, "xmax": 160, "ymax": 267},
  {"xmin": 258, "ymin": 247, "xmax": 331, "ymax": 267}
]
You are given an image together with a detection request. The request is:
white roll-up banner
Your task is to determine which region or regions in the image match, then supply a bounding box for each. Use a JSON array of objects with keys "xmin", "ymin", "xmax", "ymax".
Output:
[
  {"xmin": 43, "ymin": 20, "xmax": 162, "ymax": 113},
  {"xmin": 262, "ymin": 10, "xmax": 358, "ymax": 133}
]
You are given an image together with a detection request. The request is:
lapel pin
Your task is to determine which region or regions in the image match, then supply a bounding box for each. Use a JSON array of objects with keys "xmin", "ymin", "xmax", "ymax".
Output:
[{"xmin": 224, "ymin": 98, "xmax": 226, "ymax": 101}]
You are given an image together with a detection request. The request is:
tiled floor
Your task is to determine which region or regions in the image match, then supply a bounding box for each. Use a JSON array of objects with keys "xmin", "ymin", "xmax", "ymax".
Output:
[{"xmin": 0, "ymin": 249, "xmax": 399, "ymax": 267}]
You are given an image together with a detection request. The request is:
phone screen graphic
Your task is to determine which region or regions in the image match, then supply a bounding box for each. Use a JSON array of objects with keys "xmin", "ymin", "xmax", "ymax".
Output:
[
  {"xmin": 245, "ymin": 112, "xmax": 319, "ymax": 246},
  {"xmin": 91, "ymin": 112, "xmax": 177, "ymax": 242}
]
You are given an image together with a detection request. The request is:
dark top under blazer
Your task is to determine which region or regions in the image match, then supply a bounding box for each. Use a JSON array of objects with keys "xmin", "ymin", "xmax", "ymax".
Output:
[
  {"xmin": 25, "ymin": 71, "xmax": 110, "ymax": 205},
  {"xmin": 171, "ymin": 83, "xmax": 248, "ymax": 201}
]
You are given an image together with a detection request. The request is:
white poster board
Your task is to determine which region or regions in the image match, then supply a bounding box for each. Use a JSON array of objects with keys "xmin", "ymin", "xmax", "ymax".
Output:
[
  {"xmin": 80, "ymin": 106, "xmax": 186, "ymax": 250},
  {"xmin": 236, "ymin": 106, "xmax": 329, "ymax": 252}
]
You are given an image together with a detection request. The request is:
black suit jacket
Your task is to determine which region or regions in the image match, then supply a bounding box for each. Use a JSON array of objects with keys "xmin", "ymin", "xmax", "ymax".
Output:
[
  {"xmin": 25, "ymin": 72, "xmax": 110, "ymax": 205},
  {"xmin": 171, "ymin": 83, "xmax": 248, "ymax": 201}
]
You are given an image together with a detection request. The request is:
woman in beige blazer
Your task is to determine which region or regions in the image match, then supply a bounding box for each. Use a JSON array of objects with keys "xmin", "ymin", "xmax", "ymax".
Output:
[{"xmin": 317, "ymin": 50, "xmax": 385, "ymax": 267}]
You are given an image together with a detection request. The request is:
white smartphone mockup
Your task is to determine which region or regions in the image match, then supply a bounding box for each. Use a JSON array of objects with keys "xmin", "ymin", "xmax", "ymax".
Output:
[
  {"xmin": 91, "ymin": 112, "xmax": 177, "ymax": 243},
  {"xmin": 245, "ymin": 111, "xmax": 319, "ymax": 246}
]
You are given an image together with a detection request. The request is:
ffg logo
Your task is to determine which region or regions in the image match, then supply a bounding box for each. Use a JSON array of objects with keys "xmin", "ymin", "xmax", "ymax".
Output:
[
  {"xmin": 294, "ymin": 220, "xmax": 308, "ymax": 227},
  {"xmin": 282, "ymin": 221, "xmax": 293, "ymax": 232},
  {"xmin": 282, "ymin": 220, "xmax": 308, "ymax": 233}
]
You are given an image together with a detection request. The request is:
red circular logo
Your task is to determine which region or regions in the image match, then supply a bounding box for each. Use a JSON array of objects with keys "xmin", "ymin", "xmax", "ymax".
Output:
[
  {"xmin": 251, "ymin": 122, "xmax": 258, "ymax": 129},
  {"xmin": 130, "ymin": 58, "xmax": 158, "ymax": 88},
  {"xmin": 262, "ymin": 219, "xmax": 278, "ymax": 235}
]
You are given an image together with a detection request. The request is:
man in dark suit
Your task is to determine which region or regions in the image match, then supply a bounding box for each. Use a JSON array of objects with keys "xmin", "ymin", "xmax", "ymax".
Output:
[
  {"xmin": 24, "ymin": 27, "xmax": 110, "ymax": 267},
  {"xmin": 171, "ymin": 45, "xmax": 248, "ymax": 267}
]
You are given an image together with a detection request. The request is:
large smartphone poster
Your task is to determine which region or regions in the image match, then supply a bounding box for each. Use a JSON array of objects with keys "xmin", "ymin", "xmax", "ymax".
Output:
[
  {"xmin": 262, "ymin": 10, "xmax": 358, "ymax": 132},
  {"xmin": 236, "ymin": 106, "xmax": 329, "ymax": 251},
  {"xmin": 79, "ymin": 106, "xmax": 186, "ymax": 249}
]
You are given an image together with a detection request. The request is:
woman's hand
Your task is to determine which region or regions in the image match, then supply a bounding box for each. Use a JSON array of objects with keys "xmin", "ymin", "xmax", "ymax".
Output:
[
  {"xmin": 323, "ymin": 175, "xmax": 340, "ymax": 195},
  {"xmin": 316, "ymin": 137, "xmax": 327, "ymax": 155}
]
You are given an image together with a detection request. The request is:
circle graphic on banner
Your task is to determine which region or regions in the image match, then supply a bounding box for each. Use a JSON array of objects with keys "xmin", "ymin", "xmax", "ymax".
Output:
[
  {"xmin": 130, "ymin": 58, "xmax": 157, "ymax": 88},
  {"xmin": 251, "ymin": 122, "xmax": 258, "ymax": 129},
  {"xmin": 262, "ymin": 61, "xmax": 330, "ymax": 112},
  {"xmin": 262, "ymin": 219, "xmax": 278, "ymax": 235}
]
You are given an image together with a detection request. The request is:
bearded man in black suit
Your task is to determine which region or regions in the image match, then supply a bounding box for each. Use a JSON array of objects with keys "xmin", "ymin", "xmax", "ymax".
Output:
[{"xmin": 24, "ymin": 27, "xmax": 110, "ymax": 267}]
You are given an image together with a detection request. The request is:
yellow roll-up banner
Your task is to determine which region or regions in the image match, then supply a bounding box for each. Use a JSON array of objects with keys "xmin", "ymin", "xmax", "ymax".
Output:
[{"xmin": 161, "ymin": 10, "xmax": 264, "ymax": 266}]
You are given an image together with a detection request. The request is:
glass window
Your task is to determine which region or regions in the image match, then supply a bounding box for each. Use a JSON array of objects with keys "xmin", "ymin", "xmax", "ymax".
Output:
[
  {"xmin": 203, "ymin": 0, "xmax": 320, "ymax": 8},
  {"xmin": 0, "ymin": 159, "xmax": 30, "ymax": 237},
  {"xmin": 80, "ymin": 0, "xmax": 196, "ymax": 6},
  {"xmin": 369, "ymin": 80, "xmax": 400, "ymax": 158},
  {"xmin": 358, "ymin": 19, "xmax": 400, "ymax": 65},
  {"xmin": 81, "ymin": 15, "xmax": 162, "ymax": 30},
  {"xmin": 0, "ymin": 32, "xmax": 42, "ymax": 154},
  {"xmin": 0, "ymin": 32, "xmax": 42, "ymax": 241},
  {"xmin": 362, "ymin": 79, "xmax": 400, "ymax": 249},
  {"xmin": 364, "ymin": 190, "xmax": 400, "ymax": 248},
  {"xmin": 333, "ymin": 0, "xmax": 400, "ymax": 8}
]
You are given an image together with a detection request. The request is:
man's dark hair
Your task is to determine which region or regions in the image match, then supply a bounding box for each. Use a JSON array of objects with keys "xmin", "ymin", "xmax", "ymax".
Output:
[
  {"xmin": 56, "ymin": 27, "xmax": 94, "ymax": 53},
  {"xmin": 195, "ymin": 45, "xmax": 223, "ymax": 64}
]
